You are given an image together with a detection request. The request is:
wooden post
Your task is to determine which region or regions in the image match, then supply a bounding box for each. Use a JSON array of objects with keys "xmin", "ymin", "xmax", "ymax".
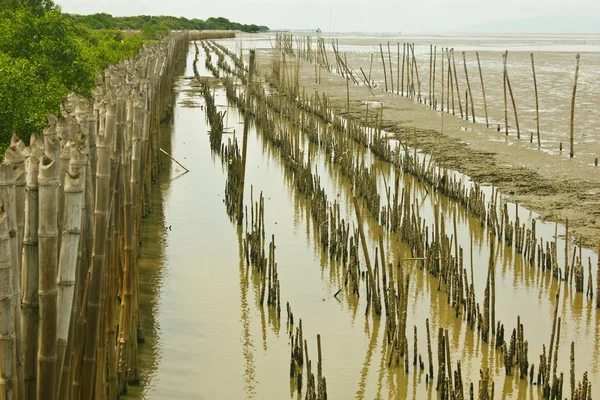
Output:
[
  {"xmin": 476, "ymin": 52, "xmax": 489, "ymax": 128},
  {"xmin": 432, "ymin": 46, "xmax": 437, "ymax": 110},
  {"xmin": 401, "ymin": 43, "xmax": 406, "ymax": 96},
  {"xmin": 531, "ymin": 53, "xmax": 540, "ymax": 146},
  {"xmin": 569, "ymin": 54, "xmax": 580, "ymax": 158},
  {"xmin": 237, "ymin": 50, "xmax": 256, "ymax": 225},
  {"xmin": 503, "ymin": 51, "xmax": 509, "ymax": 135}
]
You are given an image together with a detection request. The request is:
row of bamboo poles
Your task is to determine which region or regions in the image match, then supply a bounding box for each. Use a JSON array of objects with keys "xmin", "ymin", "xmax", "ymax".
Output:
[
  {"xmin": 286, "ymin": 34, "xmax": 586, "ymax": 159},
  {"xmin": 192, "ymin": 44, "xmax": 329, "ymax": 399},
  {"xmin": 0, "ymin": 32, "xmax": 188, "ymax": 400},
  {"xmin": 201, "ymin": 37, "xmax": 598, "ymax": 398}
]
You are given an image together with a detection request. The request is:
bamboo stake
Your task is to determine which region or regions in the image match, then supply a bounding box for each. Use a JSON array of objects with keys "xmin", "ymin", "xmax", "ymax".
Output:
[
  {"xmin": 451, "ymin": 49, "xmax": 463, "ymax": 118},
  {"xmin": 569, "ymin": 54, "xmax": 580, "ymax": 158},
  {"xmin": 55, "ymin": 145, "xmax": 86, "ymax": 395},
  {"xmin": 379, "ymin": 44, "xmax": 388, "ymax": 92},
  {"xmin": 401, "ymin": 44, "xmax": 405, "ymax": 96},
  {"xmin": 397, "ymin": 43, "xmax": 400, "ymax": 95},
  {"xmin": 503, "ymin": 52, "xmax": 509, "ymax": 135},
  {"xmin": 462, "ymin": 52, "xmax": 475, "ymax": 123},
  {"xmin": 237, "ymin": 50, "xmax": 256, "ymax": 225},
  {"xmin": 531, "ymin": 53, "xmax": 540, "ymax": 146},
  {"xmin": 387, "ymin": 42, "xmax": 394, "ymax": 94},
  {"xmin": 21, "ymin": 134, "xmax": 43, "ymax": 400},
  {"xmin": 78, "ymin": 93, "xmax": 116, "ymax": 400},
  {"xmin": 475, "ymin": 52, "xmax": 489, "ymax": 128},
  {"xmin": 37, "ymin": 153, "xmax": 59, "ymax": 400},
  {"xmin": 159, "ymin": 148, "xmax": 189, "ymax": 172},
  {"xmin": 353, "ymin": 196, "xmax": 381, "ymax": 315},
  {"xmin": 503, "ymin": 52, "xmax": 520, "ymax": 139},
  {"xmin": 0, "ymin": 203, "xmax": 16, "ymax": 400}
]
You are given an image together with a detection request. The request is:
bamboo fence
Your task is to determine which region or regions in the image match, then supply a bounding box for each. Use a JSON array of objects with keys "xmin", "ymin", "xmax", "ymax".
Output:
[{"xmin": 0, "ymin": 32, "xmax": 188, "ymax": 400}]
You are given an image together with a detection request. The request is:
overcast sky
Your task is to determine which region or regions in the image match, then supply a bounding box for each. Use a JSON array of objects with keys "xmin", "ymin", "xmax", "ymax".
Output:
[{"xmin": 55, "ymin": 0, "xmax": 600, "ymax": 33}]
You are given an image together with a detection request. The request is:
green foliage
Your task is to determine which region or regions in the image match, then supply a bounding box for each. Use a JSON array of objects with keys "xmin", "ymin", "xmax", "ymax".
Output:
[
  {"xmin": 0, "ymin": 3, "xmax": 268, "ymax": 153},
  {"xmin": 67, "ymin": 14, "xmax": 270, "ymax": 33},
  {"xmin": 0, "ymin": 5, "xmax": 148, "ymax": 147}
]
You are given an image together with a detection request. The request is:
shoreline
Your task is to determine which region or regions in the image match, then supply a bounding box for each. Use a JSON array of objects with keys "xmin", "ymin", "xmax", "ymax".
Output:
[{"xmin": 255, "ymin": 50, "xmax": 600, "ymax": 249}]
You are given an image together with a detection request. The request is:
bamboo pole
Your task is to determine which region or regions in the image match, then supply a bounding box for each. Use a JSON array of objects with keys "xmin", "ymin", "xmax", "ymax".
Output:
[
  {"xmin": 451, "ymin": 49, "xmax": 463, "ymax": 118},
  {"xmin": 0, "ymin": 158, "xmax": 23, "ymax": 399},
  {"xmin": 0, "ymin": 203, "xmax": 16, "ymax": 400},
  {"xmin": 78, "ymin": 93, "xmax": 116, "ymax": 400},
  {"xmin": 21, "ymin": 134, "xmax": 43, "ymax": 400},
  {"xmin": 569, "ymin": 54, "xmax": 580, "ymax": 158},
  {"xmin": 531, "ymin": 53, "xmax": 540, "ymax": 146},
  {"xmin": 236, "ymin": 50, "xmax": 256, "ymax": 225},
  {"xmin": 475, "ymin": 52, "xmax": 489, "ymax": 128},
  {"xmin": 503, "ymin": 52, "xmax": 520, "ymax": 139},
  {"xmin": 462, "ymin": 52, "xmax": 475, "ymax": 123},
  {"xmin": 55, "ymin": 145, "xmax": 86, "ymax": 395},
  {"xmin": 401, "ymin": 44, "xmax": 405, "ymax": 96},
  {"xmin": 37, "ymin": 153, "xmax": 59, "ymax": 400},
  {"xmin": 397, "ymin": 43, "xmax": 400, "ymax": 95},
  {"xmin": 432, "ymin": 46, "xmax": 437, "ymax": 109},
  {"xmin": 379, "ymin": 44, "xmax": 388, "ymax": 92},
  {"xmin": 503, "ymin": 52, "xmax": 509, "ymax": 135},
  {"xmin": 353, "ymin": 196, "xmax": 381, "ymax": 315},
  {"xmin": 387, "ymin": 42, "xmax": 394, "ymax": 94}
]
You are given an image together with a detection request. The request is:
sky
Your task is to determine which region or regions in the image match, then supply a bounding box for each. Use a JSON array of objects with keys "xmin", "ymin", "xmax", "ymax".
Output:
[{"xmin": 54, "ymin": 0, "xmax": 600, "ymax": 33}]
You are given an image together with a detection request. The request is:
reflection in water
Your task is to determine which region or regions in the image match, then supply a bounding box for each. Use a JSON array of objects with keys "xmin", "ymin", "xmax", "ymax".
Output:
[
  {"xmin": 128, "ymin": 43, "xmax": 600, "ymax": 400},
  {"xmin": 237, "ymin": 227, "xmax": 257, "ymax": 398}
]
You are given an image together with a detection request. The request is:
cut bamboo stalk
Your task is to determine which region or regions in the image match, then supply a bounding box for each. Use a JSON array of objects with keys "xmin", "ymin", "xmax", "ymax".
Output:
[
  {"xmin": 503, "ymin": 52, "xmax": 509, "ymax": 135},
  {"xmin": 569, "ymin": 54, "xmax": 580, "ymax": 158},
  {"xmin": 55, "ymin": 144, "xmax": 86, "ymax": 395},
  {"xmin": 21, "ymin": 134, "xmax": 43, "ymax": 400},
  {"xmin": 0, "ymin": 203, "xmax": 16, "ymax": 400},
  {"xmin": 530, "ymin": 53, "xmax": 540, "ymax": 146},
  {"xmin": 78, "ymin": 93, "xmax": 116, "ymax": 400},
  {"xmin": 37, "ymin": 153, "xmax": 59, "ymax": 400},
  {"xmin": 0, "ymin": 158, "xmax": 24, "ymax": 398},
  {"xmin": 237, "ymin": 50, "xmax": 256, "ymax": 225}
]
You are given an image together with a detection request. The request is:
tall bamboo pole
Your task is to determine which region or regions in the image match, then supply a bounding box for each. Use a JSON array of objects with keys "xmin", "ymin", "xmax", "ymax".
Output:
[
  {"xmin": 379, "ymin": 44, "xmax": 388, "ymax": 92},
  {"xmin": 530, "ymin": 53, "xmax": 540, "ymax": 146},
  {"xmin": 387, "ymin": 42, "xmax": 394, "ymax": 94},
  {"xmin": 21, "ymin": 134, "xmax": 43, "ymax": 400},
  {"xmin": 569, "ymin": 54, "xmax": 580, "ymax": 158},
  {"xmin": 462, "ymin": 52, "xmax": 475, "ymax": 123},
  {"xmin": 78, "ymin": 93, "xmax": 116, "ymax": 400},
  {"xmin": 0, "ymin": 204, "xmax": 16, "ymax": 400},
  {"xmin": 0, "ymin": 159, "xmax": 23, "ymax": 399},
  {"xmin": 475, "ymin": 52, "xmax": 489, "ymax": 128},
  {"xmin": 236, "ymin": 50, "xmax": 256, "ymax": 226},
  {"xmin": 55, "ymin": 144, "xmax": 86, "ymax": 395},
  {"xmin": 37, "ymin": 153, "xmax": 59, "ymax": 400},
  {"xmin": 451, "ymin": 49, "xmax": 463, "ymax": 118},
  {"xmin": 503, "ymin": 52, "xmax": 520, "ymax": 139}
]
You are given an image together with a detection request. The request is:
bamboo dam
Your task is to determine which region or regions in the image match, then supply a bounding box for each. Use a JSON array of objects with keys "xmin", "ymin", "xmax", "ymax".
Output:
[{"xmin": 1, "ymin": 32, "xmax": 599, "ymax": 400}]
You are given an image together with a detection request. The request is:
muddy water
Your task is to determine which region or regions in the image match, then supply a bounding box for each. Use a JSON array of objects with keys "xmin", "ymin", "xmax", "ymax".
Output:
[{"xmin": 129, "ymin": 41, "xmax": 599, "ymax": 399}]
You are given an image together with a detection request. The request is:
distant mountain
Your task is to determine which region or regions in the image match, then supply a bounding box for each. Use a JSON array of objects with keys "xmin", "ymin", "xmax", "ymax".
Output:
[{"xmin": 459, "ymin": 16, "xmax": 600, "ymax": 34}]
